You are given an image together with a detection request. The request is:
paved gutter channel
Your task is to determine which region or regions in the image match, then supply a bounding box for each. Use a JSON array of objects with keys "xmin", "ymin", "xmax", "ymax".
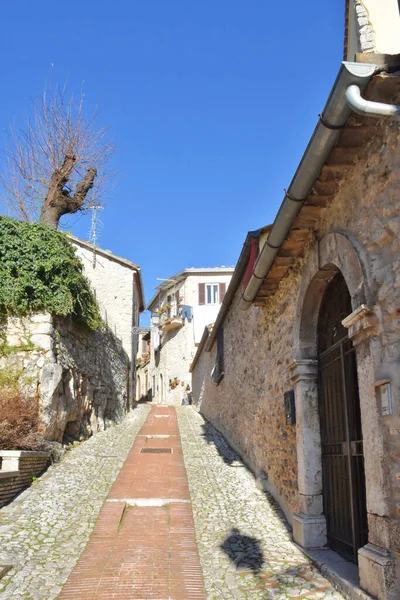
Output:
[
  {"xmin": 0, "ymin": 404, "xmax": 150, "ymax": 600},
  {"xmin": 176, "ymin": 406, "xmax": 346, "ymax": 600}
]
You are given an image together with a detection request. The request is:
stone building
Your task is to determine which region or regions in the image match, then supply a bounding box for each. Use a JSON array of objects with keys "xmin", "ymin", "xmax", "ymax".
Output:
[
  {"xmin": 191, "ymin": 5, "xmax": 400, "ymax": 599},
  {"xmin": 1, "ymin": 237, "xmax": 144, "ymax": 443},
  {"xmin": 146, "ymin": 268, "xmax": 234, "ymax": 405},
  {"xmin": 136, "ymin": 328, "xmax": 151, "ymax": 401},
  {"xmin": 70, "ymin": 236, "xmax": 145, "ymax": 373}
]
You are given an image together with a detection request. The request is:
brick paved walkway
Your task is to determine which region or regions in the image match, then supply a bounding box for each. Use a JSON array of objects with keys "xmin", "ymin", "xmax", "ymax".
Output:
[
  {"xmin": 0, "ymin": 405, "xmax": 150, "ymax": 600},
  {"xmin": 58, "ymin": 406, "xmax": 206, "ymax": 600},
  {"xmin": 0, "ymin": 404, "xmax": 346, "ymax": 600}
]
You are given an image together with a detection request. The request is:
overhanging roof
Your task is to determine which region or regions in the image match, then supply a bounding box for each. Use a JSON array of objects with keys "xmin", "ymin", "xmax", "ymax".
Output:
[{"xmin": 196, "ymin": 59, "xmax": 400, "ymax": 355}]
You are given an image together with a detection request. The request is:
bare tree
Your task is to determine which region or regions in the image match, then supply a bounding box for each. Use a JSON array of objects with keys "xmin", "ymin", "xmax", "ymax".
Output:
[{"xmin": 0, "ymin": 83, "xmax": 114, "ymax": 228}]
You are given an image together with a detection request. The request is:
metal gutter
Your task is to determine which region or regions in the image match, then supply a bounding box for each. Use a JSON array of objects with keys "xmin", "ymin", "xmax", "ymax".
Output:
[
  {"xmin": 238, "ymin": 61, "xmax": 378, "ymax": 311},
  {"xmin": 345, "ymin": 84, "xmax": 400, "ymax": 120}
]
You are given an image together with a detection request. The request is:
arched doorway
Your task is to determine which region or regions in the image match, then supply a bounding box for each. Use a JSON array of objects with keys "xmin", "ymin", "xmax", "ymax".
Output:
[{"xmin": 317, "ymin": 271, "xmax": 368, "ymax": 562}]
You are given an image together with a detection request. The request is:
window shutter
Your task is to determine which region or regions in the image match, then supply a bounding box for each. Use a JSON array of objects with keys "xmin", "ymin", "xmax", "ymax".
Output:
[
  {"xmin": 198, "ymin": 283, "xmax": 205, "ymax": 305},
  {"xmin": 219, "ymin": 283, "xmax": 226, "ymax": 303}
]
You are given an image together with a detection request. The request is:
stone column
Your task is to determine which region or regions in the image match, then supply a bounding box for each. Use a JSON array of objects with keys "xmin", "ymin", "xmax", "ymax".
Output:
[
  {"xmin": 342, "ymin": 305, "xmax": 397, "ymax": 600},
  {"xmin": 289, "ymin": 359, "xmax": 327, "ymax": 548}
]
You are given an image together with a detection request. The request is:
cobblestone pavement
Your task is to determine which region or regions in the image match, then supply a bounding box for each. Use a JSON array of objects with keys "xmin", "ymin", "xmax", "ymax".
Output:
[
  {"xmin": 177, "ymin": 407, "xmax": 344, "ymax": 600},
  {"xmin": 0, "ymin": 404, "xmax": 150, "ymax": 600}
]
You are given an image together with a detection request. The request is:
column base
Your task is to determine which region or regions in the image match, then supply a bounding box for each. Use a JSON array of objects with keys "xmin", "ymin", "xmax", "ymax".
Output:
[
  {"xmin": 292, "ymin": 513, "xmax": 327, "ymax": 548},
  {"xmin": 358, "ymin": 543, "xmax": 396, "ymax": 600}
]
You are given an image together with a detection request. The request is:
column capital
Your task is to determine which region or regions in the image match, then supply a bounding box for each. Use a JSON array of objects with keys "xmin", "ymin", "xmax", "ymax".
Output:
[
  {"xmin": 288, "ymin": 359, "xmax": 318, "ymax": 383},
  {"xmin": 342, "ymin": 304, "xmax": 378, "ymax": 346}
]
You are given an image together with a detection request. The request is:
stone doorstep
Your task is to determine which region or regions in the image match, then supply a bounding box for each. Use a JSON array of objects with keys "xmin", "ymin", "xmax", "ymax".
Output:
[{"xmin": 300, "ymin": 546, "xmax": 374, "ymax": 600}]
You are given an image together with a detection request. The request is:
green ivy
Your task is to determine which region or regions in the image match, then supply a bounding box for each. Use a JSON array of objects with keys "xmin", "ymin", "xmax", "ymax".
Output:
[{"xmin": 0, "ymin": 217, "xmax": 101, "ymax": 330}]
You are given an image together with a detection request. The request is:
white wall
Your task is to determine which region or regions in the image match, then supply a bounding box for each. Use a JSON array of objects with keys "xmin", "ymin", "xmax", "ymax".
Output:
[
  {"xmin": 185, "ymin": 274, "xmax": 233, "ymax": 343},
  {"xmin": 148, "ymin": 270, "xmax": 233, "ymax": 404},
  {"xmin": 72, "ymin": 243, "xmax": 137, "ymax": 361},
  {"xmin": 346, "ymin": 0, "xmax": 400, "ymax": 59}
]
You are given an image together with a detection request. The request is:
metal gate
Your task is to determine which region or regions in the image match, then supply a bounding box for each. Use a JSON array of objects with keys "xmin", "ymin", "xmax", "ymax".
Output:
[{"xmin": 317, "ymin": 272, "xmax": 368, "ymax": 563}]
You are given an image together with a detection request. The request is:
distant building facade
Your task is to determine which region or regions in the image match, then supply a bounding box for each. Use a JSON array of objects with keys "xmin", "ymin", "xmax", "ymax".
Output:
[{"xmin": 146, "ymin": 268, "xmax": 234, "ymax": 405}]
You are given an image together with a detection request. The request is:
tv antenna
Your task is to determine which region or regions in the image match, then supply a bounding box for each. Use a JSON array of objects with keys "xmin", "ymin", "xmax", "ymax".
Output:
[{"xmin": 88, "ymin": 204, "xmax": 104, "ymax": 268}]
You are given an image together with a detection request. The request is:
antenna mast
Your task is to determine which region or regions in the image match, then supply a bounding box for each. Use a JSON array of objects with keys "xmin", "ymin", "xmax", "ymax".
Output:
[{"xmin": 88, "ymin": 204, "xmax": 104, "ymax": 268}]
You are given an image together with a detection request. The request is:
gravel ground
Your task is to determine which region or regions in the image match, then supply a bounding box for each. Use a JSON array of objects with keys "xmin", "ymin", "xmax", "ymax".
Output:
[
  {"xmin": 177, "ymin": 407, "xmax": 345, "ymax": 600},
  {"xmin": 0, "ymin": 404, "xmax": 150, "ymax": 600}
]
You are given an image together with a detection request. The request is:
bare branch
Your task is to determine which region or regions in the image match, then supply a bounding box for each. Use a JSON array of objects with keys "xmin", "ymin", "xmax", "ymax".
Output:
[{"xmin": 0, "ymin": 81, "xmax": 115, "ymax": 227}]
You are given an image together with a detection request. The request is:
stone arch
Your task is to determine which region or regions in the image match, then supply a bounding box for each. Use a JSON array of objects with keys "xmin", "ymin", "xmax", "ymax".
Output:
[
  {"xmin": 293, "ymin": 231, "xmax": 370, "ymax": 359},
  {"xmin": 290, "ymin": 230, "xmax": 393, "ymax": 590}
]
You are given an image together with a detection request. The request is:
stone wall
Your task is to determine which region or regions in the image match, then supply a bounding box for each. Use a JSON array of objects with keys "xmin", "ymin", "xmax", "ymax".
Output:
[
  {"xmin": 345, "ymin": 1, "xmax": 400, "ymax": 59},
  {"xmin": 195, "ymin": 113, "xmax": 400, "ymax": 551},
  {"xmin": 1, "ymin": 313, "xmax": 130, "ymax": 444},
  {"xmin": 151, "ymin": 321, "xmax": 194, "ymax": 406},
  {"xmin": 0, "ymin": 451, "xmax": 50, "ymax": 507},
  {"xmin": 149, "ymin": 272, "xmax": 233, "ymax": 405},
  {"xmin": 197, "ymin": 276, "xmax": 301, "ymax": 522},
  {"xmin": 71, "ymin": 240, "xmax": 137, "ymax": 361}
]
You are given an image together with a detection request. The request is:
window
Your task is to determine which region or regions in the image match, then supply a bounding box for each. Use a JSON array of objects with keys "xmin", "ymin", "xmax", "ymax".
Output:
[
  {"xmin": 206, "ymin": 284, "xmax": 218, "ymax": 304},
  {"xmin": 211, "ymin": 327, "xmax": 224, "ymax": 385},
  {"xmin": 198, "ymin": 282, "xmax": 227, "ymax": 305}
]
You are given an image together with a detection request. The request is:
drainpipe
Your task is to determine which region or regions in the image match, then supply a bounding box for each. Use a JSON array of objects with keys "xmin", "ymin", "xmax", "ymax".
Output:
[
  {"xmin": 238, "ymin": 61, "xmax": 379, "ymax": 311},
  {"xmin": 345, "ymin": 84, "xmax": 400, "ymax": 120}
]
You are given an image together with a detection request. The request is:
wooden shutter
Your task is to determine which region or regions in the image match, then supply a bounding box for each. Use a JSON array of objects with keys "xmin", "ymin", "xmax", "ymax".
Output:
[
  {"xmin": 198, "ymin": 283, "xmax": 205, "ymax": 305},
  {"xmin": 219, "ymin": 283, "xmax": 226, "ymax": 303}
]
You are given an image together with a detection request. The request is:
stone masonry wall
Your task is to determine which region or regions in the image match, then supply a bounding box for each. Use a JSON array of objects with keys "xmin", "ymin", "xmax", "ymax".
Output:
[
  {"xmin": 197, "ymin": 112, "xmax": 400, "ymax": 540},
  {"xmin": 72, "ymin": 241, "xmax": 136, "ymax": 361},
  {"xmin": 198, "ymin": 275, "xmax": 302, "ymax": 522},
  {"xmin": 149, "ymin": 273, "xmax": 233, "ymax": 405},
  {"xmin": 152, "ymin": 319, "xmax": 194, "ymax": 406},
  {"xmin": 1, "ymin": 313, "xmax": 130, "ymax": 444}
]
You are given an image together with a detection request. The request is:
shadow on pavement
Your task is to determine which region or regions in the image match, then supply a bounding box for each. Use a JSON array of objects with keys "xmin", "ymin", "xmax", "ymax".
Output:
[
  {"xmin": 199, "ymin": 419, "xmax": 291, "ymax": 536},
  {"xmin": 221, "ymin": 528, "xmax": 331, "ymax": 596},
  {"xmin": 200, "ymin": 421, "xmax": 239, "ymax": 465},
  {"xmin": 220, "ymin": 527, "xmax": 264, "ymax": 573}
]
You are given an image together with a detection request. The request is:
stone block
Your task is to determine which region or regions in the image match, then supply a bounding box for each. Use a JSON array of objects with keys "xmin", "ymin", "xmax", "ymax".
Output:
[
  {"xmin": 292, "ymin": 513, "xmax": 327, "ymax": 549},
  {"xmin": 358, "ymin": 543, "xmax": 397, "ymax": 600},
  {"xmin": 298, "ymin": 493, "xmax": 323, "ymax": 515},
  {"xmin": 31, "ymin": 333, "xmax": 53, "ymax": 351},
  {"xmin": 30, "ymin": 313, "xmax": 52, "ymax": 324}
]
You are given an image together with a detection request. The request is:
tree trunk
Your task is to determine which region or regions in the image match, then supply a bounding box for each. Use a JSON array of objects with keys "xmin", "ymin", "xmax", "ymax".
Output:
[{"xmin": 40, "ymin": 154, "xmax": 97, "ymax": 228}]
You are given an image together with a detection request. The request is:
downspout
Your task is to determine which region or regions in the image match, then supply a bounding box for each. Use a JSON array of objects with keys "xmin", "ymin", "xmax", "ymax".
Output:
[
  {"xmin": 345, "ymin": 85, "xmax": 400, "ymax": 120},
  {"xmin": 238, "ymin": 61, "xmax": 378, "ymax": 311}
]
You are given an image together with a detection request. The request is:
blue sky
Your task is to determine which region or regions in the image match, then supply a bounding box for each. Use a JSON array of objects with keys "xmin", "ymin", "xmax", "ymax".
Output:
[{"xmin": 0, "ymin": 1, "xmax": 344, "ymax": 323}]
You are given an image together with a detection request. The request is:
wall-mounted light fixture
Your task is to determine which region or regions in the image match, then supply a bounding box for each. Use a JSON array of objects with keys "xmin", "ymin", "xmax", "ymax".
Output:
[{"xmin": 375, "ymin": 380, "xmax": 393, "ymax": 416}]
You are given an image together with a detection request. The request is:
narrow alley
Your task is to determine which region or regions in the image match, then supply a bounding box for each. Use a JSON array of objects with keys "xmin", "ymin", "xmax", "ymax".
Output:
[{"xmin": 0, "ymin": 404, "xmax": 344, "ymax": 600}]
